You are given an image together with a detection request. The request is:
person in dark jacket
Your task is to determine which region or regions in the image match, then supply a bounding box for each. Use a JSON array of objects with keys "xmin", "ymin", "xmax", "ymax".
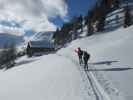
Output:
[
  {"xmin": 75, "ymin": 47, "xmax": 83, "ymax": 65},
  {"xmin": 83, "ymin": 51, "xmax": 90, "ymax": 70}
]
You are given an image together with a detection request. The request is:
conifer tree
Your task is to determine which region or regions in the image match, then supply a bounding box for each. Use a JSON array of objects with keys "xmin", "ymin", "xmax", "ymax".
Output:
[
  {"xmin": 124, "ymin": 7, "xmax": 132, "ymax": 28},
  {"xmin": 78, "ymin": 15, "xmax": 83, "ymax": 32}
]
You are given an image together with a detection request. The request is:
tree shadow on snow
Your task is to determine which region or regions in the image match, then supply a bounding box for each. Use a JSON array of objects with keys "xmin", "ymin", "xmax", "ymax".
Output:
[
  {"xmin": 15, "ymin": 60, "xmax": 37, "ymax": 67},
  {"xmin": 4, "ymin": 59, "xmax": 38, "ymax": 70},
  {"xmin": 89, "ymin": 60, "xmax": 119, "ymax": 66},
  {"xmin": 87, "ymin": 67, "xmax": 133, "ymax": 72}
]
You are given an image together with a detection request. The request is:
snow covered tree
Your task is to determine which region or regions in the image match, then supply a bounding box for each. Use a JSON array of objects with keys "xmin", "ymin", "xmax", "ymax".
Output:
[
  {"xmin": 114, "ymin": 0, "xmax": 120, "ymax": 8},
  {"xmin": 78, "ymin": 15, "xmax": 83, "ymax": 32},
  {"xmin": 85, "ymin": 10, "xmax": 95, "ymax": 36},
  {"xmin": 124, "ymin": 7, "xmax": 132, "ymax": 28},
  {"xmin": 0, "ymin": 43, "xmax": 17, "ymax": 69},
  {"xmin": 97, "ymin": 14, "xmax": 106, "ymax": 32},
  {"xmin": 53, "ymin": 28, "xmax": 62, "ymax": 46},
  {"xmin": 87, "ymin": 20, "xmax": 94, "ymax": 36},
  {"xmin": 26, "ymin": 42, "xmax": 33, "ymax": 57}
]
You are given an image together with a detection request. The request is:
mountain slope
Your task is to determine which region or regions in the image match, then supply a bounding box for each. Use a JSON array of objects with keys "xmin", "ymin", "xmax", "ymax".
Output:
[
  {"xmin": 0, "ymin": 26, "xmax": 133, "ymax": 100},
  {"xmin": 0, "ymin": 33, "xmax": 24, "ymax": 48},
  {"xmin": 58, "ymin": 26, "xmax": 133, "ymax": 100},
  {"xmin": 0, "ymin": 55, "xmax": 87, "ymax": 100}
]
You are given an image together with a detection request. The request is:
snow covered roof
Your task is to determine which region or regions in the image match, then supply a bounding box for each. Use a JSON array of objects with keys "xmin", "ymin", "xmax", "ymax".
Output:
[
  {"xmin": 30, "ymin": 40, "xmax": 54, "ymax": 49},
  {"xmin": 29, "ymin": 31, "xmax": 55, "ymax": 48},
  {"xmin": 32, "ymin": 31, "xmax": 55, "ymax": 42}
]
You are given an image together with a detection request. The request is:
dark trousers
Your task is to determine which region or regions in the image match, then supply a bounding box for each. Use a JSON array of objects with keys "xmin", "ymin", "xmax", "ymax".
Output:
[
  {"xmin": 79, "ymin": 55, "xmax": 83, "ymax": 65},
  {"xmin": 79, "ymin": 57, "xmax": 83, "ymax": 65},
  {"xmin": 84, "ymin": 58, "xmax": 88, "ymax": 70}
]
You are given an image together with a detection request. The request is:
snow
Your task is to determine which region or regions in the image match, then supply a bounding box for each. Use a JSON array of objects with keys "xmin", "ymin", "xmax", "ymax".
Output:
[
  {"xmin": 32, "ymin": 31, "xmax": 54, "ymax": 42},
  {"xmin": 0, "ymin": 24, "xmax": 133, "ymax": 100},
  {"xmin": 57, "ymin": 26, "xmax": 133, "ymax": 100},
  {"xmin": 0, "ymin": 55, "xmax": 86, "ymax": 100},
  {"xmin": 93, "ymin": 26, "xmax": 133, "ymax": 100},
  {"xmin": 105, "ymin": 2, "xmax": 133, "ymax": 31}
]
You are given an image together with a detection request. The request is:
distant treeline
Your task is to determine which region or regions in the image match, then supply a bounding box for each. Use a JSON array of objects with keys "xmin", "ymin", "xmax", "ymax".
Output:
[{"xmin": 53, "ymin": 0, "xmax": 133, "ymax": 46}]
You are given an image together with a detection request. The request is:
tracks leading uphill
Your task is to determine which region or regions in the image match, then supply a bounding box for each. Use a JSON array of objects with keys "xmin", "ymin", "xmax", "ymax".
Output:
[
  {"xmin": 57, "ymin": 54, "xmax": 112, "ymax": 100},
  {"xmin": 57, "ymin": 53, "xmax": 125, "ymax": 100}
]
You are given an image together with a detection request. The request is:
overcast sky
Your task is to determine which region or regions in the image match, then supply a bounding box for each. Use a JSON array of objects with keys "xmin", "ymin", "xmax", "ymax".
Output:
[{"xmin": 0, "ymin": 0, "xmax": 96, "ymax": 36}]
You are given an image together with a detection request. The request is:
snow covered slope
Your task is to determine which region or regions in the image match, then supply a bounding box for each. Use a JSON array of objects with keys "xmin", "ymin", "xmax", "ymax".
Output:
[
  {"xmin": 0, "ymin": 26, "xmax": 133, "ymax": 100},
  {"xmin": 58, "ymin": 25, "xmax": 133, "ymax": 100},
  {"xmin": 0, "ymin": 55, "xmax": 87, "ymax": 100}
]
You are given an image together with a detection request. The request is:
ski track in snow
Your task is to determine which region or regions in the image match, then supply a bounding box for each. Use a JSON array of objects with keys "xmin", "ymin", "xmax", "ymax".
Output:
[
  {"xmin": 57, "ymin": 54, "xmax": 96, "ymax": 100},
  {"xmin": 86, "ymin": 70, "xmax": 111, "ymax": 100},
  {"xmin": 57, "ymin": 53, "xmax": 125, "ymax": 100}
]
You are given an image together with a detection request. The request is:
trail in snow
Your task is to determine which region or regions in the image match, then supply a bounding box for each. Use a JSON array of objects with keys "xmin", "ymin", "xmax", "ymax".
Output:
[
  {"xmin": 57, "ymin": 53, "xmax": 125, "ymax": 100},
  {"xmin": 88, "ymin": 64, "xmax": 126, "ymax": 100},
  {"xmin": 85, "ymin": 70, "xmax": 100, "ymax": 100},
  {"xmin": 85, "ymin": 69, "xmax": 111, "ymax": 100},
  {"xmin": 56, "ymin": 26, "xmax": 133, "ymax": 100},
  {"xmin": 57, "ymin": 54, "xmax": 96, "ymax": 100},
  {"xmin": 57, "ymin": 54, "xmax": 112, "ymax": 100}
]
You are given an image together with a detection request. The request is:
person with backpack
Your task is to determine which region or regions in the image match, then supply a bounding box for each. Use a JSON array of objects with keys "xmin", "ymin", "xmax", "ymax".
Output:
[
  {"xmin": 83, "ymin": 51, "xmax": 90, "ymax": 70},
  {"xmin": 75, "ymin": 47, "xmax": 83, "ymax": 65}
]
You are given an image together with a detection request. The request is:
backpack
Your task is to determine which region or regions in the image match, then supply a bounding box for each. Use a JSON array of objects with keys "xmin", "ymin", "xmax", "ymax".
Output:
[{"xmin": 84, "ymin": 51, "xmax": 90, "ymax": 60}]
